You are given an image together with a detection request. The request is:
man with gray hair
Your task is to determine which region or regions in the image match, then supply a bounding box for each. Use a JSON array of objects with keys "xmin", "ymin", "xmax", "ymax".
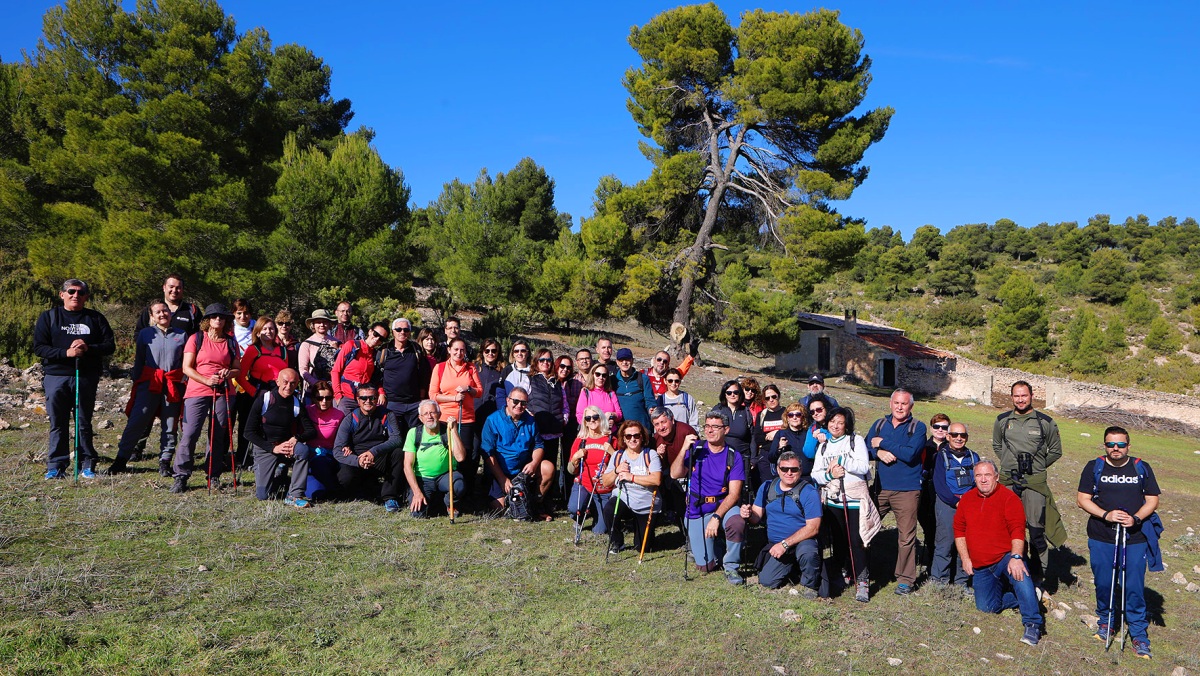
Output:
[
  {"xmin": 33, "ymin": 279, "xmax": 116, "ymax": 479},
  {"xmin": 672, "ymin": 410, "xmax": 747, "ymax": 584},
  {"xmin": 403, "ymin": 400, "xmax": 466, "ymax": 518},
  {"xmin": 866, "ymin": 388, "xmax": 928, "ymax": 595}
]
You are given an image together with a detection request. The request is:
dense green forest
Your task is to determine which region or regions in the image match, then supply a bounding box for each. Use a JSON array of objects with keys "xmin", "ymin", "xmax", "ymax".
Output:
[{"xmin": 2, "ymin": 1, "xmax": 1197, "ymax": 395}]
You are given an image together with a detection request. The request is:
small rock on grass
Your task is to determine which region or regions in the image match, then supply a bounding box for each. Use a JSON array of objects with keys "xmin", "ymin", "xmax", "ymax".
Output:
[
  {"xmin": 1050, "ymin": 609, "xmax": 1067, "ymax": 621},
  {"xmin": 837, "ymin": 651, "xmax": 848, "ymax": 657},
  {"xmin": 1057, "ymin": 602, "xmax": 1072, "ymax": 611},
  {"xmin": 972, "ymin": 627, "xmax": 981, "ymax": 634},
  {"xmin": 198, "ymin": 565, "xmax": 209, "ymax": 572},
  {"xmin": 780, "ymin": 609, "xmax": 800, "ymax": 622},
  {"xmin": 1172, "ymin": 572, "xmax": 1188, "ymax": 584},
  {"xmin": 1171, "ymin": 667, "xmax": 1188, "ymax": 676},
  {"xmin": 772, "ymin": 667, "xmax": 786, "ymax": 675},
  {"xmin": 1186, "ymin": 582, "xmax": 1199, "ymax": 593},
  {"xmin": 0, "ymin": 418, "xmax": 10, "ymax": 430},
  {"xmin": 979, "ymin": 658, "xmax": 990, "ymax": 664},
  {"xmin": 501, "ymin": 539, "xmax": 512, "ymax": 545},
  {"xmin": 886, "ymin": 658, "xmax": 902, "ymax": 667},
  {"xmin": 1080, "ymin": 614, "xmax": 1099, "ymax": 627},
  {"xmin": 1193, "ymin": 565, "xmax": 1200, "ymax": 574},
  {"xmin": 996, "ymin": 654, "xmax": 1013, "ymax": 660}
]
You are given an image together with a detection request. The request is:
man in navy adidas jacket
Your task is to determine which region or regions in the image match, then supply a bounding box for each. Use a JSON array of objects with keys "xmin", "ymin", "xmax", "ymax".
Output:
[
  {"xmin": 868, "ymin": 388, "xmax": 928, "ymax": 595},
  {"xmin": 32, "ymin": 279, "xmax": 115, "ymax": 479}
]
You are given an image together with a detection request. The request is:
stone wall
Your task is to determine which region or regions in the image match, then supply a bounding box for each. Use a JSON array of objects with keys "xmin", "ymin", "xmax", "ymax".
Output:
[{"xmin": 839, "ymin": 332, "xmax": 886, "ymax": 385}]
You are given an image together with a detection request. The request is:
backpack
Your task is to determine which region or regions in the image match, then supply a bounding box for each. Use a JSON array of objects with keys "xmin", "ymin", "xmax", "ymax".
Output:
[
  {"xmin": 765, "ymin": 477, "xmax": 813, "ymax": 519},
  {"xmin": 261, "ymin": 390, "xmax": 301, "ymax": 425},
  {"xmin": 190, "ymin": 330, "xmax": 237, "ymax": 366},
  {"xmin": 416, "ymin": 423, "xmax": 449, "ymax": 451},
  {"xmin": 1090, "ymin": 456, "xmax": 1149, "ymax": 499},
  {"xmin": 348, "ymin": 409, "xmax": 391, "ymax": 435},
  {"xmin": 866, "ymin": 415, "xmax": 918, "ymax": 458},
  {"xmin": 996, "ymin": 409, "xmax": 1055, "ymax": 454},
  {"xmin": 304, "ymin": 339, "xmax": 339, "ymax": 381},
  {"xmin": 508, "ymin": 471, "xmax": 537, "ymax": 522},
  {"xmin": 940, "ymin": 448, "xmax": 978, "ymax": 490}
]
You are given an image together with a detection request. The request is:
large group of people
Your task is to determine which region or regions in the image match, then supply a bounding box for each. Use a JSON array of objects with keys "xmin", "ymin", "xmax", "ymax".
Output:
[{"xmin": 30, "ymin": 276, "xmax": 1165, "ymax": 657}]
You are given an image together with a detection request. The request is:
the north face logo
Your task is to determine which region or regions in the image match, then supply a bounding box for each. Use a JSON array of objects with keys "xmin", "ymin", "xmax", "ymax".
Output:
[{"xmin": 1099, "ymin": 475, "xmax": 1140, "ymax": 485}]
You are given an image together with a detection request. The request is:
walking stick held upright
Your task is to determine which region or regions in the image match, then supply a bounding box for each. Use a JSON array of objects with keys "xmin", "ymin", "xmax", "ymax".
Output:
[
  {"xmin": 1105, "ymin": 522, "xmax": 1121, "ymax": 650},
  {"xmin": 575, "ymin": 451, "xmax": 609, "ymax": 546},
  {"xmin": 73, "ymin": 356, "xmax": 81, "ymax": 484},
  {"xmin": 448, "ymin": 421, "xmax": 458, "ymax": 524},
  {"xmin": 206, "ymin": 391, "xmax": 217, "ymax": 494},
  {"xmin": 605, "ymin": 488, "xmax": 624, "ymax": 564},
  {"xmin": 638, "ymin": 488, "xmax": 658, "ymax": 564},
  {"xmin": 683, "ymin": 440, "xmax": 702, "ymax": 580},
  {"xmin": 228, "ymin": 386, "xmax": 238, "ymax": 496},
  {"xmin": 1118, "ymin": 524, "xmax": 1128, "ymax": 652},
  {"xmin": 841, "ymin": 475, "xmax": 858, "ymax": 589}
]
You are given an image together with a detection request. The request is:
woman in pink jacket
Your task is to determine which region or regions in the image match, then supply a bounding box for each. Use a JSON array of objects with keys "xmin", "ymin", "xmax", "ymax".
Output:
[{"xmin": 576, "ymin": 363, "xmax": 621, "ymax": 427}]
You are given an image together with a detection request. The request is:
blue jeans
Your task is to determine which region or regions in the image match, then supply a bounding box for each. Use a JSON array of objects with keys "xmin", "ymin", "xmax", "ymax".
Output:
[
  {"xmin": 686, "ymin": 510, "xmax": 746, "ymax": 573},
  {"xmin": 972, "ymin": 553, "xmax": 1042, "ymax": 627},
  {"xmin": 567, "ymin": 484, "xmax": 614, "ymax": 534},
  {"xmin": 932, "ymin": 499, "xmax": 968, "ymax": 585},
  {"xmin": 1089, "ymin": 537, "xmax": 1149, "ymax": 641}
]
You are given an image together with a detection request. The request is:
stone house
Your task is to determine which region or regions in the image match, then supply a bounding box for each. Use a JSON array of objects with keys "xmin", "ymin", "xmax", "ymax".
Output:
[{"xmin": 775, "ymin": 310, "xmax": 959, "ymax": 391}]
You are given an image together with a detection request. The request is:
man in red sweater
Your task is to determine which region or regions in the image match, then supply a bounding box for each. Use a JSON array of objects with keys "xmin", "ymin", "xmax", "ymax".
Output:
[{"xmin": 954, "ymin": 459, "xmax": 1045, "ymax": 646}]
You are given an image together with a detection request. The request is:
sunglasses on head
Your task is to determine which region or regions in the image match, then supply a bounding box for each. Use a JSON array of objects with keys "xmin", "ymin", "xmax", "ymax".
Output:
[
  {"xmin": 932, "ymin": 423, "xmax": 950, "ymax": 430},
  {"xmin": 1104, "ymin": 441, "xmax": 1129, "ymax": 449}
]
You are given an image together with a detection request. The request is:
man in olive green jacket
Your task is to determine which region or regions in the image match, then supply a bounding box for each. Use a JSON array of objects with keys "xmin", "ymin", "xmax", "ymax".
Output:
[{"xmin": 992, "ymin": 380, "xmax": 1067, "ymax": 583}]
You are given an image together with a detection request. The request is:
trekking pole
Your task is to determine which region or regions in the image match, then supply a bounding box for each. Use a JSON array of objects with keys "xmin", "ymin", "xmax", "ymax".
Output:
[
  {"xmin": 1118, "ymin": 524, "xmax": 1128, "ymax": 652},
  {"xmin": 448, "ymin": 421, "xmax": 458, "ymax": 524},
  {"xmin": 575, "ymin": 453, "xmax": 608, "ymax": 546},
  {"xmin": 207, "ymin": 392, "xmax": 217, "ymax": 494},
  {"xmin": 1105, "ymin": 523, "xmax": 1120, "ymax": 650},
  {"xmin": 605, "ymin": 488, "xmax": 624, "ymax": 564},
  {"xmin": 841, "ymin": 476, "xmax": 858, "ymax": 589},
  {"xmin": 683, "ymin": 440, "xmax": 702, "ymax": 581},
  {"xmin": 638, "ymin": 489, "xmax": 658, "ymax": 564},
  {"xmin": 73, "ymin": 357, "xmax": 81, "ymax": 484},
  {"xmin": 228, "ymin": 389, "xmax": 238, "ymax": 496}
]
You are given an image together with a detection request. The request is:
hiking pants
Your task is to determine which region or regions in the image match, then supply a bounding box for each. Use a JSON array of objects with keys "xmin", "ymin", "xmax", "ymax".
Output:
[
  {"xmin": 408, "ymin": 472, "xmax": 464, "ymax": 517},
  {"xmin": 972, "ymin": 553, "xmax": 1042, "ymax": 627},
  {"xmin": 1089, "ymin": 538, "xmax": 1149, "ymax": 641},
  {"xmin": 877, "ymin": 489, "xmax": 920, "ymax": 585},
  {"xmin": 932, "ymin": 498, "xmax": 968, "ymax": 585},
  {"xmin": 758, "ymin": 538, "xmax": 820, "ymax": 590},
  {"xmin": 251, "ymin": 442, "xmax": 311, "ymax": 500},
  {"xmin": 686, "ymin": 510, "xmax": 746, "ymax": 573},
  {"xmin": 176, "ymin": 394, "xmax": 232, "ymax": 479},
  {"xmin": 116, "ymin": 382, "xmax": 179, "ymax": 462},
  {"xmin": 567, "ymin": 484, "xmax": 614, "ymax": 534},
  {"xmin": 44, "ymin": 373, "xmax": 100, "ymax": 472}
]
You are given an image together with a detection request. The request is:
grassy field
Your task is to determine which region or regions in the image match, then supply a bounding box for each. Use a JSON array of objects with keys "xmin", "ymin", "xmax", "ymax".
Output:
[{"xmin": 2, "ymin": 384, "xmax": 1199, "ymax": 674}]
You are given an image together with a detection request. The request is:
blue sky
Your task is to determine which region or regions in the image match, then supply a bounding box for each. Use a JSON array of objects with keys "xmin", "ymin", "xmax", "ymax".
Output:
[{"xmin": 3, "ymin": 1, "xmax": 1198, "ymax": 239}]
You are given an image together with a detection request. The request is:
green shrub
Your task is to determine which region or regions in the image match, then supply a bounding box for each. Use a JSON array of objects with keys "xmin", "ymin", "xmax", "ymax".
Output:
[
  {"xmin": 927, "ymin": 299, "xmax": 986, "ymax": 328},
  {"xmin": 0, "ymin": 264, "xmax": 55, "ymax": 368}
]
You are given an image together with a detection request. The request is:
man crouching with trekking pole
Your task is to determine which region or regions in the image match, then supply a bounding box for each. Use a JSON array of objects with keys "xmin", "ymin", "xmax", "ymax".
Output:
[{"xmin": 1076, "ymin": 426, "xmax": 1161, "ymax": 660}]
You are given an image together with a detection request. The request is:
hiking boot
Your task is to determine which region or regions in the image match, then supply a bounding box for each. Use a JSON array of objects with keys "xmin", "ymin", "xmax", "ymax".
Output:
[
  {"xmin": 725, "ymin": 570, "xmax": 745, "ymax": 586},
  {"xmin": 800, "ymin": 586, "xmax": 819, "ymax": 600},
  {"xmin": 856, "ymin": 581, "xmax": 870, "ymax": 603},
  {"xmin": 170, "ymin": 477, "xmax": 187, "ymax": 494},
  {"xmin": 79, "ymin": 468, "xmax": 97, "ymax": 479},
  {"xmin": 284, "ymin": 496, "xmax": 311, "ymax": 509},
  {"xmin": 1093, "ymin": 622, "xmax": 1110, "ymax": 643},
  {"xmin": 1020, "ymin": 623, "xmax": 1041, "ymax": 646},
  {"xmin": 894, "ymin": 583, "xmax": 913, "ymax": 596},
  {"xmin": 159, "ymin": 459, "xmax": 172, "ymax": 477},
  {"xmin": 44, "ymin": 468, "xmax": 65, "ymax": 480},
  {"xmin": 384, "ymin": 499, "xmax": 400, "ymax": 513},
  {"xmin": 959, "ymin": 584, "xmax": 974, "ymax": 600},
  {"xmin": 1132, "ymin": 638, "xmax": 1151, "ymax": 659},
  {"xmin": 103, "ymin": 459, "xmax": 130, "ymax": 476}
]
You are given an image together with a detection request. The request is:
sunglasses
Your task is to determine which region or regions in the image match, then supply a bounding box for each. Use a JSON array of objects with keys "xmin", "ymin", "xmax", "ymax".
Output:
[
  {"xmin": 725, "ymin": 390, "xmax": 740, "ymax": 396},
  {"xmin": 654, "ymin": 357, "xmax": 668, "ymax": 363},
  {"xmin": 665, "ymin": 378, "xmax": 681, "ymax": 384},
  {"xmin": 932, "ymin": 423, "xmax": 950, "ymax": 430},
  {"xmin": 557, "ymin": 363, "xmax": 572, "ymax": 369},
  {"xmin": 786, "ymin": 412, "xmax": 805, "ymax": 418},
  {"xmin": 315, "ymin": 395, "xmax": 333, "ymax": 402},
  {"xmin": 65, "ymin": 288, "xmax": 87, "ymax": 296},
  {"xmin": 778, "ymin": 466, "xmax": 801, "ymax": 473},
  {"xmin": 1104, "ymin": 441, "xmax": 1129, "ymax": 449},
  {"xmin": 372, "ymin": 332, "xmax": 388, "ymax": 340},
  {"xmin": 764, "ymin": 394, "xmax": 779, "ymax": 401},
  {"xmin": 809, "ymin": 407, "xmax": 825, "ymax": 414},
  {"xmin": 948, "ymin": 432, "xmax": 968, "ymax": 439},
  {"xmin": 483, "ymin": 348, "xmax": 498, "ymax": 354},
  {"xmin": 584, "ymin": 415, "xmax": 601, "ymax": 422},
  {"xmin": 594, "ymin": 372, "xmax": 608, "ymax": 378},
  {"xmin": 357, "ymin": 396, "xmax": 376, "ymax": 402},
  {"xmin": 513, "ymin": 348, "xmax": 528, "ymax": 354},
  {"xmin": 537, "ymin": 357, "xmax": 552, "ymax": 362},
  {"xmin": 393, "ymin": 327, "xmax": 410, "ymax": 333},
  {"xmin": 509, "ymin": 399, "xmax": 528, "ymax": 407},
  {"xmin": 623, "ymin": 433, "xmax": 641, "ymax": 440}
]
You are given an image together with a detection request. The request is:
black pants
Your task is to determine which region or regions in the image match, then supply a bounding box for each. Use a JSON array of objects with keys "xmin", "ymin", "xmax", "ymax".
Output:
[
  {"xmin": 825, "ymin": 503, "xmax": 867, "ymax": 584},
  {"xmin": 609, "ymin": 501, "xmax": 655, "ymax": 552},
  {"xmin": 335, "ymin": 451, "xmax": 407, "ymax": 502},
  {"xmin": 918, "ymin": 479, "xmax": 937, "ymax": 568}
]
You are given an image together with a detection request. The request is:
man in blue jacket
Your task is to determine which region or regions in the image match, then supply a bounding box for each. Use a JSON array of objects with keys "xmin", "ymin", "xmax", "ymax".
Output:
[
  {"xmin": 612, "ymin": 348, "xmax": 656, "ymax": 427},
  {"xmin": 33, "ymin": 279, "xmax": 116, "ymax": 479},
  {"xmin": 868, "ymin": 388, "xmax": 928, "ymax": 594}
]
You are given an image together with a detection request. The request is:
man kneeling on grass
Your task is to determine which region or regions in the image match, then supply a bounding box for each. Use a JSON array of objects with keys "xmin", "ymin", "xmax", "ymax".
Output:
[
  {"xmin": 954, "ymin": 459, "xmax": 1045, "ymax": 646},
  {"xmin": 740, "ymin": 451, "xmax": 822, "ymax": 596},
  {"xmin": 243, "ymin": 369, "xmax": 316, "ymax": 508},
  {"xmin": 403, "ymin": 400, "xmax": 466, "ymax": 519},
  {"xmin": 332, "ymin": 385, "xmax": 406, "ymax": 512},
  {"xmin": 481, "ymin": 387, "xmax": 556, "ymax": 519}
]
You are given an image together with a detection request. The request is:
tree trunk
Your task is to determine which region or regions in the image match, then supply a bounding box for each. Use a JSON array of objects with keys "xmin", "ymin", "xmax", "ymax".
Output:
[{"xmin": 669, "ymin": 181, "xmax": 727, "ymax": 360}]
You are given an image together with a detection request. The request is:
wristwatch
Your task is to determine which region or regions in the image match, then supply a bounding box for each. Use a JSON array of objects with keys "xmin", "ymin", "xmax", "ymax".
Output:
[{"xmin": 1010, "ymin": 554, "xmax": 1023, "ymax": 561}]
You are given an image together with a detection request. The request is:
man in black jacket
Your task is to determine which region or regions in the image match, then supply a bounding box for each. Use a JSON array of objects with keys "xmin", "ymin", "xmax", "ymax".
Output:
[
  {"xmin": 32, "ymin": 279, "xmax": 116, "ymax": 479},
  {"xmin": 244, "ymin": 369, "xmax": 317, "ymax": 508},
  {"xmin": 332, "ymin": 384, "xmax": 406, "ymax": 511},
  {"xmin": 378, "ymin": 317, "xmax": 430, "ymax": 441}
]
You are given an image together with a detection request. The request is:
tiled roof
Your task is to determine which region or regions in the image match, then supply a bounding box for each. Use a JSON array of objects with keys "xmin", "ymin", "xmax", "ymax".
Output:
[
  {"xmin": 795, "ymin": 312, "xmax": 903, "ymax": 334},
  {"xmin": 857, "ymin": 332, "xmax": 956, "ymax": 359}
]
